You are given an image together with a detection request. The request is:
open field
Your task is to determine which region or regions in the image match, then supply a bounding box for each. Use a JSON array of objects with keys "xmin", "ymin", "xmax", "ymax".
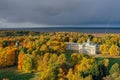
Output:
[{"xmin": 0, "ymin": 67, "xmax": 39, "ymax": 80}]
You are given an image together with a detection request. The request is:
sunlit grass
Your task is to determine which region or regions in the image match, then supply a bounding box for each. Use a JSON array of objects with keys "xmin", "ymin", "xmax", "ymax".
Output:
[{"xmin": 0, "ymin": 67, "xmax": 35, "ymax": 80}]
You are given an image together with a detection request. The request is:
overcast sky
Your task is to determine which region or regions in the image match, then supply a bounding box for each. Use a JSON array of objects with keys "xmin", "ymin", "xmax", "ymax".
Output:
[{"xmin": 0, "ymin": 0, "xmax": 120, "ymax": 28}]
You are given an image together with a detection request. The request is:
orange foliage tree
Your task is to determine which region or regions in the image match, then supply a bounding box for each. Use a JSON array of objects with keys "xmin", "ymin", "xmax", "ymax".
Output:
[
  {"xmin": 17, "ymin": 52, "xmax": 25, "ymax": 70},
  {"xmin": 0, "ymin": 47, "xmax": 16, "ymax": 68}
]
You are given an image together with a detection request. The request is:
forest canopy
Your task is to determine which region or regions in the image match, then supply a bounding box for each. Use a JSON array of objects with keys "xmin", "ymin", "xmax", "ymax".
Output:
[{"xmin": 0, "ymin": 31, "xmax": 120, "ymax": 80}]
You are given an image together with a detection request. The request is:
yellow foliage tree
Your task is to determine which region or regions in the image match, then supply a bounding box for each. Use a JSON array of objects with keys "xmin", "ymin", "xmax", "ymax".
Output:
[
  {"xmin": 100, "ymin": 44, "xmax": 110, "ymax": 55},
  {"xmin": 75, "ymin": 57, "xmax": 95, "ymax": 72},
  {"xmin": 40, "ymin": 44, "xmax": 47, "ymax": 51},
  {"xmin": 109, "ymin": 45, "xmax": 119, "ymax": 56},
  {"xmin": 57, "ymin": 54, "xmax": 66, "ymax": 65},
  {"xmin": 104, "ymin": 59, "xmax": 109, "ymax": 67},
  {"xmin": 66, "ymin": 68, "xmax": 74, "ymax": 80}
]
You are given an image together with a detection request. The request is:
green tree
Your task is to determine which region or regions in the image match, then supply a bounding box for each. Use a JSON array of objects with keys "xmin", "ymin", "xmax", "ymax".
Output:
[
  {"xmin": 90, "ymin": 61, "xmax": 107, "ymax": 80},
  {"xmin": 90, "ymin": 63, "xmax": 100, "ymax": 80},
  {"xmin": 109, "ymin": 63, "xmax": 120, "ymax": 75}
]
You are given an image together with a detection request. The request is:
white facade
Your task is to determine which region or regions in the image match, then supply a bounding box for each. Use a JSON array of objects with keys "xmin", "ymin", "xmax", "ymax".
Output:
[{"xmin": 66, "ymin": 39, "xmax": 98, "ymax": 55}]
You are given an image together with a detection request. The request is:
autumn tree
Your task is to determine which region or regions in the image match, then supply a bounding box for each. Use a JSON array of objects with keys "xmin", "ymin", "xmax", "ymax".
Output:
[
  {"xmin": 66, "ymin": 68, "xmax": 74, "ymax": 80},
  {"xmin": 75, "ymin": 57, "xmax": 95, "ymax": 73},
  {"xmin": 18, "ymin": 53, "xmax": 25, "ymax": 70},
  {"xmin": 0, "ymin": 47, "xmax": 16, "ymax": 68},
  {"xmin": 104, "ymin": 59, "xmax": 109, "ymax": 67},
  {"xmin": 40, "ymin": 61, "xmax": 59, "ymax": 80},
  {"xmin": 100, "ymin": 44, "xmax": 110, "ymax": 55},
  {"xmin": 109, "ymin": 45, "xmax": 119, "ymax": 56},
  {"xmin": 92, "ymin": 37, "xmax": 102, "ymax": 44},
  {"xmin": 22, "ymin": 54, "xmax": 34, "ymax": 72},
  {"xmin": 57, "ymin": 54, "xmax": 66, "ymax": 65},
  {"xmin": 58, "ymin": 68, "xmax": 66, "ymax": 80}
]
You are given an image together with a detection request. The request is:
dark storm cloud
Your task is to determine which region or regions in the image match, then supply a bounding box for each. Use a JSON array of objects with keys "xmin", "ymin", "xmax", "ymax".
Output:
[{"xmin": 0, "ymin": 0, "xmax": 120, "ymax": 25}]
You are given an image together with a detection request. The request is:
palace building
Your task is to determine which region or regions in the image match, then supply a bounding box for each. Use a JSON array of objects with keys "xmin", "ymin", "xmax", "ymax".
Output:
[{"xmin": 66, "ymin": 39, "xmax": 99, "ymax": 55}]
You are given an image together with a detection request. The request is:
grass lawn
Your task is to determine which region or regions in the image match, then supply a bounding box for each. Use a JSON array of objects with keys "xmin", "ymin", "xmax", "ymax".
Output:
[
  {"xmin": 95, "ymin": 57, "xmax": 120, "ymax": 74},
  {"xmin": 0, "ymin": 67, "xmax": 39, "ymax": 80}
]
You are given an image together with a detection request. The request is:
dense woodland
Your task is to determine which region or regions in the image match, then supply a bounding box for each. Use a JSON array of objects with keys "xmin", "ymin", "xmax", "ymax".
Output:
[{"xmin": 0, "ymin": 31, "xmax": 120, "ymax": 80}]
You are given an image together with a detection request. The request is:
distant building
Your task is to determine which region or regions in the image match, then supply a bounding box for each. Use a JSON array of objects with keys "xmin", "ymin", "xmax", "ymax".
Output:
[
  {"xmin": 66, "ymin": 39, "xmax": 99, "ymax": 55},
  {"xmin": 15, "ymin": 41, "xmax": 20, "ymax": 47}
]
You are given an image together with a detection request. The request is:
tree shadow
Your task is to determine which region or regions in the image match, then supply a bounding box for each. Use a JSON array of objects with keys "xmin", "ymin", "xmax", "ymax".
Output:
[{"xmin": 0, "ymin": 70, "xmax": 35, "ymax": 80}]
